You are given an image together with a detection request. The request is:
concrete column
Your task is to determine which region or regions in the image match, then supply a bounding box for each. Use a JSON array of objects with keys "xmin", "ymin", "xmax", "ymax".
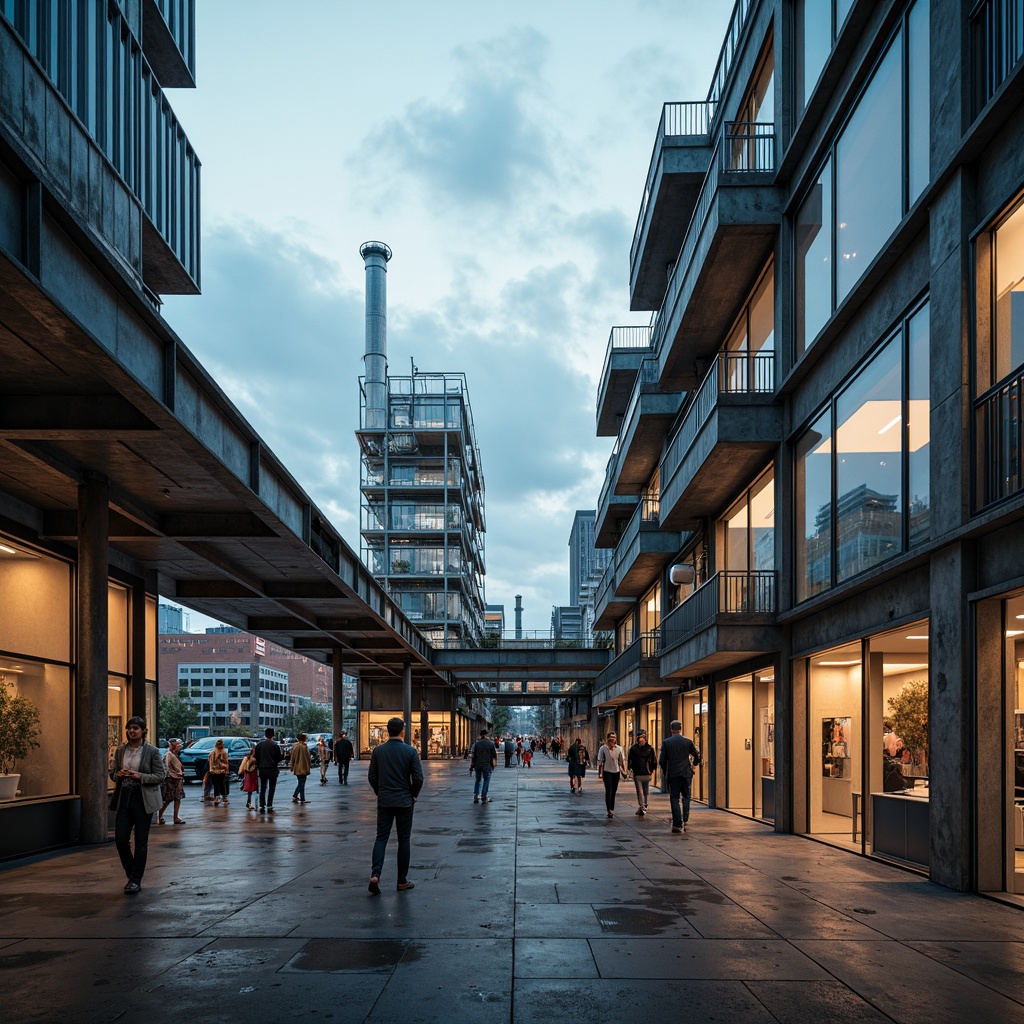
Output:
[
  {"xmin": 929, "ymin": 541, "xmax": 976, "ymax": 890},
  {"xmin": 76, "ymin": 473, "xmax": 109, "ymax": 846},
  {"xmin": 331, "ymin": 648, "xmax": 345, "ymax": 742},
  {"xmin": 403, "ymin": 661, "xmax": 412, "ymax": 742}
]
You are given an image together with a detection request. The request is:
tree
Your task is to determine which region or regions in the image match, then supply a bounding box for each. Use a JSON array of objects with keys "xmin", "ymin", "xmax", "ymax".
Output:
[
  {"xmin": 293, "ymin": 704, "xmax": 333, "ymax": 734},
  {"xmin": 887, "ymin": 679, "xmax": 928, "ymax": 762},
  {"xmin": 490, "ymin": 704, "xmax": 512, "ymax": 736},
  {"xmin": 158, "ymin": 688, "xmax": 199, "ymax": 740},
  {"xmin": 0, "ymin": 683, "xmax": 41, "ymax": 775}
]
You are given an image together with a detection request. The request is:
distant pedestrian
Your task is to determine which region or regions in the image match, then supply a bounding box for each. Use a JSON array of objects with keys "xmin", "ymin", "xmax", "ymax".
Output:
[
  {"xmin": 659, "ymin": 720, "xmax": 701, "ymax": 833},
  {"xmin": 470, "ymin": 729, "xmax": 497, "ymax": 803},
  {"xmin": 627, "ymin": 730, "xmax": 657, "ymax": 816},
  {"xmin": 566, "ymin": 736, "xmax": 590, "ymax": 794},
  {"xmin": 551, "ymin": 736, "xmax": 562, "ymax": 760},
  {"xmin": 515, "ymin": 736, "xmax": 524, "ymax": 766},
  {"xmin": 238, "ymin": 748, "xmax": 259, "ymax": 810},
  {"xmin": 158, "ymin": 738, "xmax": 186, "ymax": 825},
  {"xmin": 597, "ymin": 730, "xmax": 627, "ymax": 818},
  {"xmin": 317, "ymin": 736, "xmax": 330, "ymax": 786},
  {"xmin": 523, "ymin": 746, "xmax": 533, "ymax": 768},
  {"xmin": 367, "ymin": 717, "xmax": 424, "ymax": 894},
  {"xmin": 208, "ymin": 739, "xmax": 230, "ymax": 806},
  {"xmin": 290, "ymin": 733, "xmax": 311, "ymax": 803},
  {"xmin": 254, "ymin": 727, "xmax": 284, "ymax": 813},
  {"xmin": 109, "ymin": 716, "xmax": 165, "ymax": 895},
  {"xmin": 504, "ymin": 736, "xmax": 514, "ymax": 768},
  {"xmin": 335, "ymin": 731, "xmax": 354, "ymax": 785}
]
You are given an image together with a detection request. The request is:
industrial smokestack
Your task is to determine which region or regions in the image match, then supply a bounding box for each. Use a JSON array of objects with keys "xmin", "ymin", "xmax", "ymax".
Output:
[
  {"xmin": 360, "ymin": 241, "xmax": 392, "ymax": 430},
  {"xmin": 515, "ymin": 595, "xmax": 523, "ymax": 639}
]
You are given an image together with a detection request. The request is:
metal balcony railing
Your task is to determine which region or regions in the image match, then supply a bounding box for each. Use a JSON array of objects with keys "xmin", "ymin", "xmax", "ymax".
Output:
[
  {"xmin": 975, "ymin": 367, "xmax": 1023, "ymax": 507},
  {"xmin": 593, "ymin": 630, "xmax": 659, "ymax": 691},
  {"xmin": 597, "ymin": 325, "xmax": 654, "ymax": 409},
  {"xmin": 651, "ymin": 122, "xmax": 776, "ymax": 358},
  {"xmin": 659, "ymin": 570, "xmax": 776, "ymax": 652},
  {"xmin": 971, "ymin": 0, "xmax": 1024, "ymax": 113},
  {"xmin": 631, "ymin": 100, "xmax": 718, "ymax": 267},
  {"xmin": 662, "ymin": 350, "xmax": 774, "ymax": 486}
]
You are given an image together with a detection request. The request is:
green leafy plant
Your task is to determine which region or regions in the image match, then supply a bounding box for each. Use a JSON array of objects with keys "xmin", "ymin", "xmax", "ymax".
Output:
[
  {"xmin": 0, "ymin": 682, "xmax": 41, "ymax": 776},
  {"xmin": 158, "ymin": 688, "xmax": 200, "ymax": 740},
  {"xmin": 887, "ymin": 678, "xmax": 928, "ymax": 759}
]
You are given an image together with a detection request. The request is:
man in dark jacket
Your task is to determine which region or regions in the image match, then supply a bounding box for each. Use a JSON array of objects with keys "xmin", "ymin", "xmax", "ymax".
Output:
[
  {"xmin": 254, "ymin": 727, "xmax": 284, "ymax": 813},
  {"xmin": 367, "ymin": 717, "xmax": 424, "ymax": 894},
  {"xmin": 469, "ymin": 729, "xmax": 498, "ymax": 804},
  {"xmin": 334, "ymin": 730, "xmax": 355, "ymax": 785},
  {"xmin": 659, "ymin": 720, "xmax": 701, "ymax": 833}
]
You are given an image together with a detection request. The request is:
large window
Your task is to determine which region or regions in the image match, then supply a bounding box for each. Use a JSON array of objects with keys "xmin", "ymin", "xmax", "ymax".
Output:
[
  {"xmin": 795, "ymin": 302, "xmax": 931, "ymax": 602},
  {"xmin": 974, "ymin": 196, "xmax": 1024, "ymax": 507},
  {"xmin": 795, "ymin": 0, "xmax": 930, "ymax": 356},
  {"xmin": 796, "ymin": 0, "xmax": 855, "ymax": 115}
]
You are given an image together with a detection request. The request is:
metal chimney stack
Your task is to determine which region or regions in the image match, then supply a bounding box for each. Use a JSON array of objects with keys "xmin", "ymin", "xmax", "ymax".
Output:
[
  {"xmin": 360, "ymin": 241, "xmax": 392, "ymax": 430},
  {"xmin": 515, "ymin": 595, "xmax": 523, "ymax": 639}
]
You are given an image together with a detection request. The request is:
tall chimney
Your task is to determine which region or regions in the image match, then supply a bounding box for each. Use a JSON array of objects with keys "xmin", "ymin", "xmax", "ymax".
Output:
[
  {"xmin": 515, "ymin": 595, "xmax": 523, "ymax": 639},
  {"xmin": 360, "ymin": 241, "xmax": 392, "ymax": 430}
]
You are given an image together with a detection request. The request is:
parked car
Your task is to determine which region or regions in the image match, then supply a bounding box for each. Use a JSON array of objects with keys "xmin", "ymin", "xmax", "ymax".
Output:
[{"xmin": 177, "ymin": 736, "xmax": 256, "ymax": 780}]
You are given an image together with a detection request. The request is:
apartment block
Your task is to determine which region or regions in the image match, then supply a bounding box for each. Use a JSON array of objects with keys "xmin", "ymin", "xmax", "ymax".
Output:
[{"xmin": 592, "ymin": 0, "xmax": 1024, "ymax": 898}]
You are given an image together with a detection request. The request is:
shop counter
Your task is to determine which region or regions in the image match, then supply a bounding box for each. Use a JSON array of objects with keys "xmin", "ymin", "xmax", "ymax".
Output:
[{"xmin": 871, "ymin": 789, "xmax": 929, "ymax": 868}]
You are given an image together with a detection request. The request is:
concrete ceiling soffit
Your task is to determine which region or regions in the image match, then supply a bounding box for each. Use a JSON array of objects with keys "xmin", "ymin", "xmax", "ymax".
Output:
[{"xmin": 0, "ymin": 395, "xmax": 157, "ymax": 439}]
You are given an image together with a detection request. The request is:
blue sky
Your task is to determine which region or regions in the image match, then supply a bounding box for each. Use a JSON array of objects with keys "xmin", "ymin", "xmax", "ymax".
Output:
[{"xmin": 161, "ymin": 0, "xmax": 732, "ymax": 632}]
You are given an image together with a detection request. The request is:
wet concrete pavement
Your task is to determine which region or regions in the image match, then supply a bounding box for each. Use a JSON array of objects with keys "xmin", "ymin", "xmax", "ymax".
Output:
[{"xmin": 1, "ymin": 756, "xmax": 1023, "ymax": 1023}]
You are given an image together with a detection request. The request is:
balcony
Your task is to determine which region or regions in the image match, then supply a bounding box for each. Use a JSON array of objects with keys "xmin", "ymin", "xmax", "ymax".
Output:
[
  {"xmin": 611, "ymin": 496, "xmax": 679, "ymax": 598},
  {"xmin": 595, "ymin": 446, "xmax": 639, "ymax": 548},
  {"xmin": 592, "ymin": 631, "xmax": 662, "ymax": 707},
  {"xmin": 630, "ymin": 101, "xmax": 717, "ymax": 311},
  {"xmin": 660, "ymin": 352, "xmax": 779, "ymax": 530},
  {"xmin": 613, "ymin": 357, "xmax": 685, "ymax": 494},
  {"xmin": 592, "ymin": 562, "xmax": 634, "ymax": 631},
  {"xmin": 596, "ymin": 326, "xmax": 654, "ymax": 436},
  {"xmin": 653, "ymin": 121, "xmax": 781, "ymax": 389},
  {"xmin": 658, "ymin": 571, "xmax": 779, "ymax": 678}
]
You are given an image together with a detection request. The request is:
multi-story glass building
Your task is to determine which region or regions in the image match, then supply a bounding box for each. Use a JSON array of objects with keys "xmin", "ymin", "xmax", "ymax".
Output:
[
  {"xmin": 593, "ymin": 0, "xmax": 1024, "ymax": 899},
  {"xmin": 175, "ymin": 662, "xmax": 289, "ymax": 731}
]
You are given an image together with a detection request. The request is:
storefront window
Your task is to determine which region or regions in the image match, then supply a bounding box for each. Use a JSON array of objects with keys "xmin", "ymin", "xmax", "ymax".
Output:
[
  {"xmin": 723, "ymin": 670, "xmax": 775, "ymax": 821},
  {"xmin": 682, "ymin": 689, "xmax": 708, "ymax": 804},
  {"xmin": 0, "ymin": 541, "xmax": 73, "ymax": 800}
]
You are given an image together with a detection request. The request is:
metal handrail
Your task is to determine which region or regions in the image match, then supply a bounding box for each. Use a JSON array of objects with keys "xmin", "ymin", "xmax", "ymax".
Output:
[
  {"xmin": 593, "ymin": 630, "xmax": 660, "ymax": 691},
  {"xmin": 659, "ymin": 570, "xmax": 776, "ymax": 652},
  {"xmin": 631, "ymin": 100, "xmax": 718, "ymax": 267},
  {"xmin": 661, "ymin": 351, "xmax": 774, "ymax": 486},
  {"xmin": 974, "ymin": 366, "xmax": 1023, "ymax": 506},
  {"xmin": 651, "ymin": 122, "xmax": 776, "ymax": 359},
  {"xmin": 597, "ymin": 326, "xmax": 654, "ymax": 412}
]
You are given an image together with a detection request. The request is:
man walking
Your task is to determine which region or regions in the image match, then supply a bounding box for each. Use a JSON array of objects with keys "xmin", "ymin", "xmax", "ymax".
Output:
[
  {"xmin": 254, "ymin": 727, "xmax": 283, "ymax": 813},
  {"xmin": 659, "ymin": 720, "xmax": 701, "ymax": 833},
  {"xmin": 109, "ymin": 715, "xmax": 165, "ymax": 894},
  {"xmin": 503, "ymin": 735, "xmax": 515, "ymax": 768},
  {"xmin": 367, "ymin": 717, "xmax": 423, "ymax": 894},
  {"xmin": 469, "ymin": 728, "xmax": 497, "ymax": 803},
  {"xmin": 335, "ymin": 730, "xmax": 355, "ymax": 785}
]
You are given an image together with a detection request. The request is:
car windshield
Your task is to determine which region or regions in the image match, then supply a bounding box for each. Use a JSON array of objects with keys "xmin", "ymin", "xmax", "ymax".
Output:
[{"xmin": 184, "ymin": 738, "xmax": 216, "ymax": 750}]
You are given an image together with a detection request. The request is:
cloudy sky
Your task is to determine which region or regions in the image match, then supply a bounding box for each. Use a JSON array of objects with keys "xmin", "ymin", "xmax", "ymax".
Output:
[{"xmin": 161, "ymin": 0, "xmax": 731, "ymax": 632}]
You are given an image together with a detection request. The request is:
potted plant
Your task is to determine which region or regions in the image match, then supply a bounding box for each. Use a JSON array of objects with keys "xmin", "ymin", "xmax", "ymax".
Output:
[
  {"xmin": 0, "ymin": 681, "xmax": 41, "ymax": 800},
  {"xmin": 391, "ymin": 559, "xmax": 411, "ymax": 574},
  {"xmin": 888, "ymin": 678, "xmax": 928, "ymax": 774}
]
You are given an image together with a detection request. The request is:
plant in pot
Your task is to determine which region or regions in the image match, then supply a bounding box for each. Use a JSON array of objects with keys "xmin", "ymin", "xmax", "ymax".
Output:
[
  {"xmin": 391, "ymin": 559, "xmax": 411, "ymax": 574},
  {"xmin": 0, "ymin": 679, "xmax": 42, "ymax": 800},
  {"xmin": 887, "ymin": 678, "xmax": 928, "ymax": 775}
]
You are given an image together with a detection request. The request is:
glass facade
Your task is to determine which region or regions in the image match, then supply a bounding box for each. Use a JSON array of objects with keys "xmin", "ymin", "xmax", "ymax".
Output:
[
  {"xmin": 795, "ymin": 0, "xmax": 930, "ymax": 356},
  {"xmin": 795, "ymin": 0, "xmax": 855, "ymax": 114},
  {"xmin": 796, "ymin": 302, "xmax": 930, "ymax": 602},
  {"xmin": 723, "ymin": 669, "xmax": 775, "ymax": 821}
]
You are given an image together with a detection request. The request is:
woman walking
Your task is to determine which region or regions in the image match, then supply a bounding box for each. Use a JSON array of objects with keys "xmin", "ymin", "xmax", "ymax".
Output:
[
  {"xmin": 238, "ymin": 747, "xmax": 259, "ymax": 810},
  {"xmin": 317, "ymin": 736, "xmax": 330, "ymax": 786},
  {"xmin": 627, "ymin": 730, "xmax": 657, "ymax": 816},
  {"xmin": 597, "ymin": 730, "xmax": 627, "ymax": 818},
  {"xmin": 208, "ymin": 738, "xmax": 230, "ymax": 806},
  {"xmin": 158, "ymin": 738, "xmax": 186, "ymax": 824},
  {"xmin": 290, "ymin": 733, "xmax": 311, "ymax": 803}
]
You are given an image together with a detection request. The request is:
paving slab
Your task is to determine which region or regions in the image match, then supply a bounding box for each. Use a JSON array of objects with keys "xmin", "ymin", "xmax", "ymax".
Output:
[{"xmin": 0, "ymin": 757, "xmax": 1022, "ymax": 1023}]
